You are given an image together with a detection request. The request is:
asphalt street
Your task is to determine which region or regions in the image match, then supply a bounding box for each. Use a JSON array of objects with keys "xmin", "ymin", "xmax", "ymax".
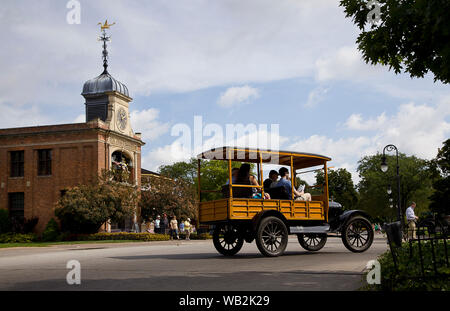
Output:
[{"xmin": 0, "ymin": 235, "xmax": 388, "ymax": 291}]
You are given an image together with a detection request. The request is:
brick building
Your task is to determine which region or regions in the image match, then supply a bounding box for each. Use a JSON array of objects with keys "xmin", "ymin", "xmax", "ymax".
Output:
[{"xmin": 0, "ymin": 29, "xmax": 145, "ymax": 234}]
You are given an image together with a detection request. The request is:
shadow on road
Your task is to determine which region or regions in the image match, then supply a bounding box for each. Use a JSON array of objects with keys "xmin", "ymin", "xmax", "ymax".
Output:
[
  {"xmin": 4, "ymin": 269, "xmax": 365, "ymax": 291},
  {"xmin": 108, "ymin": 250, "xmax": 342, "ymax": 261}
]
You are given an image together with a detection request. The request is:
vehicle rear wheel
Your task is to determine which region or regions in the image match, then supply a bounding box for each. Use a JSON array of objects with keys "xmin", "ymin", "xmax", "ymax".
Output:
[
  {"xmin": 213, "ymin": 223, "xmax": 244, "ymax": 256},
  {"xmin": 255, "ymin": 216, "xmax": 288, "ymax": 257},
  {"xmin": 297, "ymin": 233, "xmax": 327, "ymax": 251},
  {"xmin": 341, "ymin": 216, "xmax": 374, "ymax": 253}
]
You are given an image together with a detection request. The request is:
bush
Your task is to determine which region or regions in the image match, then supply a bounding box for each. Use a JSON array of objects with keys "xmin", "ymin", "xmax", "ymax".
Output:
[
  {"xmin": 0, "ymin": 209, "xmax": 11, "ymax": 234},
  {"xmin": 62, "ymin": 232, "xmax": 171, "ymax": 242},
  {"xmin": 23, "ymin": 217, "xmax": 39, "ymax": 234},
  {"xmin": 55, "ymin": 170, "xmax": 138, "ymax": 234},
  {"xmin": 364, "ymin": 240, "xmax": 450, "ymax": 291},
  {"xmin": 0, "ymin": 233, "xmax": 37, "ymax": 243},
  {"xmin": 41, "ymin": 218, "xmax": 60, "ymax": 242},
  {"xmin": 179, "ymin": 232, "xmax": 212, "ymax": 240}
]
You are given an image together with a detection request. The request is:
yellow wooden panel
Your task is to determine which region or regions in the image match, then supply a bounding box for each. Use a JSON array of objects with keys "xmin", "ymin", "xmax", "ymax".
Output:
[{"xmin": 201, "ymin": 198, "xmax": 327, "ymax": 222}]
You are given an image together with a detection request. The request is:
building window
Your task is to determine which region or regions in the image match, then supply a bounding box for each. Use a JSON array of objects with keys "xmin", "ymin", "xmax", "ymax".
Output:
[
  {"xmin": 8, "ymin": 192, "xmax": 25, "ymax": 224},
  {"xmin": 38, "ymin": 149, "xmax": 52, "ymax": 176},
  {"xmin": 10, "ymin": 151, "xmax": 24, "ymax": 177}
]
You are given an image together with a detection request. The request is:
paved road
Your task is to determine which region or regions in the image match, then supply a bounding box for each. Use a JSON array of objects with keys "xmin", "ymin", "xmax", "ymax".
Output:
[{"xmin": 0, "ymin": 235, "xmax": 388, "ymax": 291}]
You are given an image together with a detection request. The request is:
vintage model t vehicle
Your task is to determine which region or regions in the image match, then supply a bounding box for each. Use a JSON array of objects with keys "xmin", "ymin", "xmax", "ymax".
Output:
[{"xmin": 197, "ymin": 147, "xmax": 374, "ymax": 257}]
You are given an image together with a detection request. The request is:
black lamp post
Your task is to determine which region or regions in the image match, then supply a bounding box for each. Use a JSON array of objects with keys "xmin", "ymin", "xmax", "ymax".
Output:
[{"xmin": 381, "ymin": 144, "xmax": 402, "ymax": 227}]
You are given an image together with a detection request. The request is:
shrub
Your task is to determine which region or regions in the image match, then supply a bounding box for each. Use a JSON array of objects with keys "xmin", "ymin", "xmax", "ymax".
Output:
[
  {"xmin": 55, "ymin": 170, "xmax": 138, "ymax": 234},
  {"xmin": 178, "ymin": 232, "xmax": 212, "ymax": 240},
  {"xmin": 41, "ymin": 218, "xmax": 60, "ymax": 242},
  {"xmin": 0, "ymin": 209, "xmax": 11, "ymax": 234},
  {"xmin": 364, "ymin": 240, "xmax": 450, "ymax": 291},
  {"xmin": 62, "ymin": 232, "xmax": 171, "ymax": 242},
  {"xmin": 23, "ymin": 217, "xmax": 39, "ymax": 234},
  {"xmin": 0, "ymin": 233, "xmax": 37, "ymax": 243}
]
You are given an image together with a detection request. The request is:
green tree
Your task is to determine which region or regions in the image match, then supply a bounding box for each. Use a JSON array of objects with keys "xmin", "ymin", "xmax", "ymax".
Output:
[
  {"xmin": 340, "ymin": 0, "xmax": 450, "ymax": 84},
  {"xmin": 158, "ymin": 158, "xmax": 245, "ymax": 202},
  {"xmin": 429, "ymin": 139, "xmax": 450, "ymax": 215},
  {"xmin": 357, "ymin": 154, "xmax": 433, "ymax": 221},
  {"xmin": 316, "ymin": 168, "xmax": 359, "ymax": 210},
  {"xmin": 55, "ymin": 170, "xmax": 138, "ymax": 234},
  {"xmin": 140, "ymin": 175, "xmax": 197, "ymax": 222}
]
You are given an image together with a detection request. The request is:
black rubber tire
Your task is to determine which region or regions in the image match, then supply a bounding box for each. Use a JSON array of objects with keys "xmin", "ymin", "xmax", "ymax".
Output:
[
  {"xmin": 297, "ymin": 233, "xmax": 327, "ymax": 251},
  {"xmin": 213, "ymin": 223, "xmax": 244, "ymax": 256},
  {"xmin": 255, "ymin": 216, "xmax": 288, "ymax": 257},
  {"xmin": 341, "ymin": 216, "xmax": 374, "ymax": 253}
]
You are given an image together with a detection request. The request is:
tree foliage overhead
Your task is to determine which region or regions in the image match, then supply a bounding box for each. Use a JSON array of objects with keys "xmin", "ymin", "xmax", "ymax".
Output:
[
  {"xmin": 357, "ymin": 153, "xmax": 433, "ymax": 221},
  {"xmin": 429, "ymin": 138, "xmax": 450, "ymax": 215},
  {"xmin": 316, "ymin": 168, "xmax": 359, "ymax": 210},
  {"xmin": 340, "ymin": 0, "xmax": 450, "ymax": 83},
  {"xmin": 55, "ymin": 170, "xmax": 138, "ymax": 234}
]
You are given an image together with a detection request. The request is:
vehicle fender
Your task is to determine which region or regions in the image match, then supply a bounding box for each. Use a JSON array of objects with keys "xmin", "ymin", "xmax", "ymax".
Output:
[
  {"xmin": 251, "ymin": 210, "xmax": 289, "ymax": 233},
  {"xmin": 338, "ymin": 210, "xmax": 372, "ymax": 230}
]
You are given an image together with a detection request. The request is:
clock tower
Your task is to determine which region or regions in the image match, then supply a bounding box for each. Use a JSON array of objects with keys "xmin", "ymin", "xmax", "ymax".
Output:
[{"xmin": 81, "ymin": 21, "xmax": 134, "ymax": 137}]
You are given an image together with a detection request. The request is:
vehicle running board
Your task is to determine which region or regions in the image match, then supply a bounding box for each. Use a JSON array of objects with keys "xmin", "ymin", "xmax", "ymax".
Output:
[{"xmin": 290, "ymin": 225, "xmax": 330, "ymax": 234}]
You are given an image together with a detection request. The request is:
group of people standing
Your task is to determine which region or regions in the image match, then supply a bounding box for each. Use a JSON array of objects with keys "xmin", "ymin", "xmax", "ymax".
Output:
[{"xmin": 154, "ymin": 213, "xmax": 193, "ymax": 240}]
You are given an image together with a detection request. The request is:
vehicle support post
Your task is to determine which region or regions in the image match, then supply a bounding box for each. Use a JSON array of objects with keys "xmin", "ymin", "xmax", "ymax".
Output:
[{"xmin": 197, "ymin": 159, "xmax": 202, "ymax": 201}]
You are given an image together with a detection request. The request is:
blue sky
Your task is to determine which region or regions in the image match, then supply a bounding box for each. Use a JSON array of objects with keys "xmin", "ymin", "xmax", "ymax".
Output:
[{"xmin": 1, "ymin": 0, "xmax": 449, "ymax": 184}]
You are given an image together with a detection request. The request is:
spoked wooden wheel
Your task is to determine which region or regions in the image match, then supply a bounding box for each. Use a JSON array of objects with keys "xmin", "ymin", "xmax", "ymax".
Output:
[
  {"xmin": 341, "ymin": 216, "xmax": 374, "ymax": 253},
  {"xmin": 256, "ymin": 216, "xmax": 288, "ymax": 257},
  {"xmin": 297, "ymin": 233, "xmax": 327, "ymax": 251},
  {"xmin": 213, "ymin": 223, "xmax": 244, "ymax": 256}
]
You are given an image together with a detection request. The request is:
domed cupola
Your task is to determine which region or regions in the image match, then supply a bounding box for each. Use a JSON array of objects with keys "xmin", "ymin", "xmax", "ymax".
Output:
[{"xmin": 82, "ymin": 72, "xmax": 129, "ymax": 98}]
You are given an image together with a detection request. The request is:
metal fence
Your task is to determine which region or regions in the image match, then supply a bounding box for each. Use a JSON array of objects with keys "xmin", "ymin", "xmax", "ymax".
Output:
[{"xmin": 384, "ymin": 221, "xmax": 449, "ymax": 280}]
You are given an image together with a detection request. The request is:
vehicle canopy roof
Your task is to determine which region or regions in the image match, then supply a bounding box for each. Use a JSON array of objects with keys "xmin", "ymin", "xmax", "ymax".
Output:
[{"xmin": 197, "ymin": 146, "xmax": 331, "ymax": 170}]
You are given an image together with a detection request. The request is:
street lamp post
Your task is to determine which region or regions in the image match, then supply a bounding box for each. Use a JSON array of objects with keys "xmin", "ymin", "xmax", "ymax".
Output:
[{"xmin": 381, "ymin": 144, "xmax": 402, "ymax": 227}]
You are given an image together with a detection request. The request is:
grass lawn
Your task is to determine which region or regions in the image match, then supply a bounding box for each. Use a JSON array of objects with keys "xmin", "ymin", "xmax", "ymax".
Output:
[{"xmin": 0, "ymin": 240, "xmax": 149, "ymax": 249}]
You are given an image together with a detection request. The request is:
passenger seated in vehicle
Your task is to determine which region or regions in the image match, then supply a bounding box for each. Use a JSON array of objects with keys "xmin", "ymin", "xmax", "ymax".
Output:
[
  {"xmin": 263, "ymin": 170, "xmax": 279, "ymax": 192},
  {"xmin": 235, "ymin": 163, "xmax": 270, "ymax": 199},
  {"xmin": 277, "ymin": 167, "xmax": 311, "ymax": 201},
  {"xmin": 225, "ymin": 168, "xmax": 240, "ymax": 185}
]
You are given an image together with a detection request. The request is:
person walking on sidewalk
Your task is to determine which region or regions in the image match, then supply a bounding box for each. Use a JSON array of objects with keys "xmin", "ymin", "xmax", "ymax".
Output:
[
  {"xmin": 406, "ymin": 202, "xmax": 419, "ymax": 240},
  {"xmin": 169, "ymin": 215, "xmax": 179, "ymax": 240},
  {"xmin": 184, "ymin": 218, "xmax": 192, "ymax": 240}
]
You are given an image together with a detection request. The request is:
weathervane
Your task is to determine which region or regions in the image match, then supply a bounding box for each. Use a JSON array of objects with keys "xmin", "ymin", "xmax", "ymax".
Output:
[{"xmin": 97, "ymin": 20, "xmax": 116, "ymax": 74}]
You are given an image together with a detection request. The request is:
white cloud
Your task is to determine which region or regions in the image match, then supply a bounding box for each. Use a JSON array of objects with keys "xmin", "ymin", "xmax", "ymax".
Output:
[
  {"xmin": 0, "ymin": 102, "xmax": 52, "ymax": 129},
  {"xmin": 217, "ymin": 86, "xmax": 260, "ymax": 108},
  {"xmin": 305, "ymin": 86, "xmax": 329, "ymax": 108},
  {"xmin": 73, "ymin": 114, "xmax": 85, "ymax": 123},
  {"xmin": 141, "ymin": 140, "xmax": 191, "ymax": 171},
  {"xmin": 289, "ymin": 99, "xmax": 450, "ymax": 184},
  {"xmin": 345, "ymin": 112, "xmax": 387, "ymax": 131},
  {"xmin": 130, "ymin": 108, "xmax": 170, "ymax": 141},
  {"xmin": 142, "ymin": 124, "xmax": 288, "ymax": 171}
]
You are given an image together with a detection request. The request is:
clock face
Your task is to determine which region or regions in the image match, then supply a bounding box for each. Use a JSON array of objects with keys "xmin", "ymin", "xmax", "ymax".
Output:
[{"xmin": 116, "ymin": 108, "xmax": 128, "ymax": 131}]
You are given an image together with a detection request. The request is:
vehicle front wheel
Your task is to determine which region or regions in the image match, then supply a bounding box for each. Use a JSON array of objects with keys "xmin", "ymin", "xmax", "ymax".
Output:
[
  {"xmin": 341, "ymin": 216, "xmax": 374, "ymax": 253},
  {"xmin": 297, "ymin": 233, "xmax": 327, "ymax": 251},
  {"xmin": 213, "ymin": 223, "xmax": 244, "ymax": 256},
  {"xmin": 255, "ymin": 216, "xmax": 288, "ymax": 257}
]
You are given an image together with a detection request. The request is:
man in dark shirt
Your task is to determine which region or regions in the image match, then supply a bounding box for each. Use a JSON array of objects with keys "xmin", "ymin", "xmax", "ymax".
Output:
[{"xmin": 263, "ymin": 170, "xmax": 279, "ymax": 192}]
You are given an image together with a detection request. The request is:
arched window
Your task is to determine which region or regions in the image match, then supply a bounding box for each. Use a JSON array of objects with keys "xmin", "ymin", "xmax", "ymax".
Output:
[{"xmin": 111, "ymin": 151, "xmax": 134, "ymax": 183}]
